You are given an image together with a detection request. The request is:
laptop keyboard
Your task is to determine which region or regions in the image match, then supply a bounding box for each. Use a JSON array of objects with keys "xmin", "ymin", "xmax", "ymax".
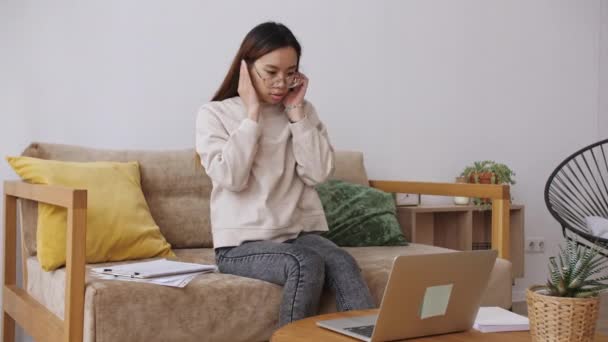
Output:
[{"xmin": 344, "ymin": 325, "xmax": 375, "ymax": 337}]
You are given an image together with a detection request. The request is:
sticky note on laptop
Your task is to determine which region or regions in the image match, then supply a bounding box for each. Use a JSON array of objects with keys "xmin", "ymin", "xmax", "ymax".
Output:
[{"xmin": 419, "ymin": 284, "xmax": 453, "ymax": 319}]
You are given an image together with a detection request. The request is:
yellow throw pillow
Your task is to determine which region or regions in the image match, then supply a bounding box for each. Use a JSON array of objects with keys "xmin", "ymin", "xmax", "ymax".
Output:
[{"xmin": 7, "ymin": 156, "xmax": 174, "ymax": 271}]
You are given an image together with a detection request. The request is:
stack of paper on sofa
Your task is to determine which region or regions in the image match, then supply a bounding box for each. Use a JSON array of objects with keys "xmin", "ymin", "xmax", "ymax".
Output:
[{"xmin": 90, "ymin": 259, "xmax": 217, "ymax": 288}]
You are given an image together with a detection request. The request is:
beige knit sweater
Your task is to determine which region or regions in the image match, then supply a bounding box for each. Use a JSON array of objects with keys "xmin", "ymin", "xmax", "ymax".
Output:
[{"xmin": 195, "ymin": 96, "xmax": 335, "ymax": 248}]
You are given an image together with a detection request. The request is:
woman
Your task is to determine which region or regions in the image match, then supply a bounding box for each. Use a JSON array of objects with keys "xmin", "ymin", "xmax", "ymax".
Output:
[{"xmin": 195, "ymin": 22, "xmax": 375, "ymax": 327}]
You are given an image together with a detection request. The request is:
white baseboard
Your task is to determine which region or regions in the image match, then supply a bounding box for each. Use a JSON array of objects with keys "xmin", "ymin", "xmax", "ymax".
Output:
[{"xmin": 512, "ymin": 289, "xmax": 526, "ymax": 303}]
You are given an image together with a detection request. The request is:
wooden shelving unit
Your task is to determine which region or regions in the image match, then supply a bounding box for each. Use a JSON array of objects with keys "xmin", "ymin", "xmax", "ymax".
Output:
[{"xmin": 396, "ymin": 204, "xmax": 524, "ymax": 278}]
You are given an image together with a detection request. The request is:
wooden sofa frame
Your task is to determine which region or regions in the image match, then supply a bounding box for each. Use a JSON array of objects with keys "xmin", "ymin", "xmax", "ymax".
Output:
[{"xmin": 2, "ymin": 179, "xmax": 509, "ymax": 342}]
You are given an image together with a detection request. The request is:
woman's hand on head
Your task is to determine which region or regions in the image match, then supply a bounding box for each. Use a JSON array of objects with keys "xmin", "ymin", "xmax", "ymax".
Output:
[
  {"xmin": 283, "ymin": 73, "xmax": 308, "ymax": 122},
  {"xmin": 283, "ymin": 72, "xmax": 308, "ymax": 107},
  {"xmin": 238, "ymin": 60, "xmax": 260, "ymax": 121}
]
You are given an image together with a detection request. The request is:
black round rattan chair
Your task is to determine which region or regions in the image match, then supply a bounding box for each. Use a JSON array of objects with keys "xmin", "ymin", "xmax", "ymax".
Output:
[{"xmin": 545, "ymin": 138, "xmax": 608, "ymax": 254}]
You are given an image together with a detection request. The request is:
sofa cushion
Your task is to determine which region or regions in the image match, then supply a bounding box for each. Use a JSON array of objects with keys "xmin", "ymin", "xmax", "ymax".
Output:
[
  {"xmin": 8, "ymin": 156, "xmax": 175, "ymax": 271},
  {"xmin": 316, "ymin": 180, "xmax": 407, "ymax": 246},
  {"xmin": 330, "ymin": 150, "xmax": 369, "ymax": 186},
  {"xmin": 19, "ymin": 142, "xmax": 215, "ymax": 253},
  {"xmin": 26, "ymin": 244, "xmax": 511, "ymax": 342}
]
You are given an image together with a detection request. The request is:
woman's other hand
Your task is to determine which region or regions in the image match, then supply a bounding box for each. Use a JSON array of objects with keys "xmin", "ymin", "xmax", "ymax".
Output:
[
  {"xmin": 283, "ymin": 73, "xmax": 308, "ymax": 122},
  {"xmin": 238, "ymin": 60, "xmax": 261, "ymax": 122}
]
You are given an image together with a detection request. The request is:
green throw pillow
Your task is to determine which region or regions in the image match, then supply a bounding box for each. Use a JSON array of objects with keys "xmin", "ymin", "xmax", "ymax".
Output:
[{"xmin": 315, "ymin": 179, "xmax": 408, "ymax": 247}]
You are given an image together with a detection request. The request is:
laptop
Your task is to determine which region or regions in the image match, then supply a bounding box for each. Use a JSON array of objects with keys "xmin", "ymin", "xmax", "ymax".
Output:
[{"xmin": 316, "ymin": 249, "xmax": 497, "ymax": 342}]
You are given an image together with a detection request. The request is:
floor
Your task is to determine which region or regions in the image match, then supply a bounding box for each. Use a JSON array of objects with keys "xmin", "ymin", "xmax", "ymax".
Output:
[{"xmin": 512, "ymin": 293, "xmax": 608, "ymax": 334}]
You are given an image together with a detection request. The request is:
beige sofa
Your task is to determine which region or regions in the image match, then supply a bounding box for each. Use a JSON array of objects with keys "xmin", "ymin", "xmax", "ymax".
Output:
[{"xmin": 3, "ymin": 142, "xmax": 512, "ymax": 342}]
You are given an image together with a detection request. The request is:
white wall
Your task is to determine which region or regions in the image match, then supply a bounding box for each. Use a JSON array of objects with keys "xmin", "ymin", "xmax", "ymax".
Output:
[
  {"xmin": 602, "ymin": 0, "xmax": 608, "ymax": 139},
  {"xmin": 1, "ymin": 1, "xmax": 606, "ymax": 340},
  {"xmin": 1, "ymin": 1, "xmax": 31, "ymax": 339}
]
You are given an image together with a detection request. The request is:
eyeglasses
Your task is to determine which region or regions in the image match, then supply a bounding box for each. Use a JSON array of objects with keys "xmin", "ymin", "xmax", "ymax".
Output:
[{"xmin": 252, "ymin": 64, "xmax": 301, "ymax": 89}]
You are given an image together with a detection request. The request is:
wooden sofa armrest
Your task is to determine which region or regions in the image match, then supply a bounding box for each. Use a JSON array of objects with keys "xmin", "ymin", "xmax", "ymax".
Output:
[
  {"xmin": 3, "ymin": 180, "xmax": 87, "ymax": 342},
  {"xmin": 368, "ymin": 180, "xmax": 511, "ymax": 260}
]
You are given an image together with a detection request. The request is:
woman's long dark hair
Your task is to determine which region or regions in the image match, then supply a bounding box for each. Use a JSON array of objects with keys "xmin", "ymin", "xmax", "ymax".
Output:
[{"xmin": 212, "ymin": 22, "xmax": 302, "ymax": 101}]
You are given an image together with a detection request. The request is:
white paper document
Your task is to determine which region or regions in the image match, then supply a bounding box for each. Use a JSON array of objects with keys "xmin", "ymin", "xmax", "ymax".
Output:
[
  {"xmin": 90, "ymin": 259, "xmax": 218, "ymax": 288},
  {"xmin": 473, "ymin": 306, "xmax": 529, "ymax": 333}
]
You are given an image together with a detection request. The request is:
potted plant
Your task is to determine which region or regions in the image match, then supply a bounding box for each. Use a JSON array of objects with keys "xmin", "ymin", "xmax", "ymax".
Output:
[
  {"xmin": 460, "ymin": 160, "xmax": 516, "ymax": 208},
  {"xmin": 527, "ymin": 239, "xmax": 608, "ymax": 342}
]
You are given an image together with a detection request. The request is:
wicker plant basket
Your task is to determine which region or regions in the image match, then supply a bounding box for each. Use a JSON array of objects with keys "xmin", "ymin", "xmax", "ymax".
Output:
[{"xmin": 526, "ymin": 285, "xmax": 600, "ymax": 342}]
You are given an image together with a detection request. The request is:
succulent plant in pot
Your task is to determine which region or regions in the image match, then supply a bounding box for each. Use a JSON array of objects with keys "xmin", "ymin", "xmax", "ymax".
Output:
[
  {"xmin": 460, "ymin": 160, "xmax": 516, "ymax": 209},
  {"xmin": 527, "ymin": 238, "xmax": 608, "ymax": 341}
]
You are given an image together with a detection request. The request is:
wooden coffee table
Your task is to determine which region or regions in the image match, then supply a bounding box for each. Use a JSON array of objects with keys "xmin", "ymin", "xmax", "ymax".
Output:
[{"xmin": 271, "ymin": 309, "xmax": 608, "ymax": 341}]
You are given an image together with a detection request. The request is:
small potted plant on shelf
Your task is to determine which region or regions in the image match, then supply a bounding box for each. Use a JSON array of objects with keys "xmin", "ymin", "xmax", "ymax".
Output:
[
  {"xmin": 460, "ymin": 160, "xmax": 516, "ymax": 209},
  {"xmin": 527, "ymin": 239, "xmax": 608, "ymax": 342}
]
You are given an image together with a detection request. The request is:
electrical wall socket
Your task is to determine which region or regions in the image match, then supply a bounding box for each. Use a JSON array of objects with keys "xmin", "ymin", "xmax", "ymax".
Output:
[
  {"xmin": 395, "ymin": 193, "xmax": 421, "ymax": 206},
  {"xmin": 525, "ymin": 237, "xmax": 545, "ymax": 253}
]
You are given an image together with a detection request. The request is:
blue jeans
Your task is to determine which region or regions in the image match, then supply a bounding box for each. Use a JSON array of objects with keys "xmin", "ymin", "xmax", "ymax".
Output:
[{"xmin": 215, "ymin": 233, "xmax": 376, "ymax": 327}]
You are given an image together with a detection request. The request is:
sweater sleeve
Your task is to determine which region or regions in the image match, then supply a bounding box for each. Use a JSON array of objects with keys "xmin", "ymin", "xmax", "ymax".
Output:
[
  {"xmin": 288, "ymin": 102, "xmax": 335, "ymax": 186},
  {"xmin": 195, "ymin": 104, "xmax": 261, "ymax": 192}
]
